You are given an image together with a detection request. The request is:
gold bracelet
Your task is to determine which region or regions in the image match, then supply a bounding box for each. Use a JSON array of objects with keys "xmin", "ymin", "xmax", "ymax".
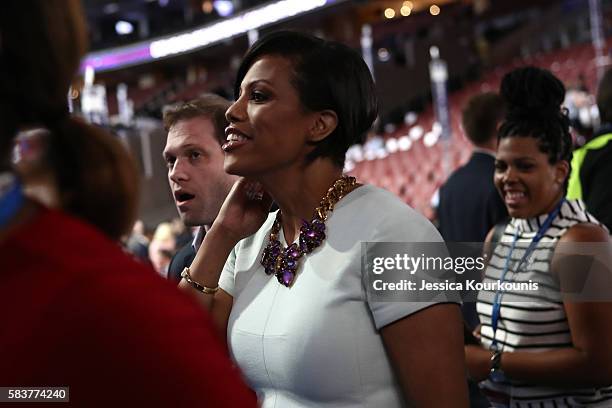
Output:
[{"xmin": 181, "ymin": 267, "xmax": 219, "ymax": 294}]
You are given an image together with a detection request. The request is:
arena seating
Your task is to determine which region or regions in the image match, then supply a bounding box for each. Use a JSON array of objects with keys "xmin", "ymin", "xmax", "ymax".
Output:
[{"xmin": 348, "ymin": 37, "xmax": 611, "ymax": 219}]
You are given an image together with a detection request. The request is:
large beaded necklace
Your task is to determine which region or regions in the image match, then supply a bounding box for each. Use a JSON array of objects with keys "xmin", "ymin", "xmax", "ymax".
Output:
[{"xmin": 261, "ymin": 175, "xmax": 358, "ymax": 287}]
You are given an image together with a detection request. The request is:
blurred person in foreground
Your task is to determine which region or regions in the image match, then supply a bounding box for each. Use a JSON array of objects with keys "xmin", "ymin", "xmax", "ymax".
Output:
[
  {"xmin": 179, "ymin": 31, "xmax": 469, "ymax": 407},
  {"xmin": 0, "ymin": 1, "xmax": 256, "ymax": 406},
  {"xmin": 465, "ymin": 67, "xmax": 612, "ymax": 407},
  {"xmin": 568, "ymin": 67, "xmax": 612, "ymax": 232},
  {"xmin": 163, "ymin": 95, "xmax": 238, "ymax": 282}
]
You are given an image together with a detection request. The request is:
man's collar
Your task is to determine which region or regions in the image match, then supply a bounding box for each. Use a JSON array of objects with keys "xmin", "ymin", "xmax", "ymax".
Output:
[
  {"xmin": 191, "ymin": 226, "xmax": 207, "ymax": 252},
  {"xmin": 472, "ymin": 147, "xmax": 496, "ymax": 158}
]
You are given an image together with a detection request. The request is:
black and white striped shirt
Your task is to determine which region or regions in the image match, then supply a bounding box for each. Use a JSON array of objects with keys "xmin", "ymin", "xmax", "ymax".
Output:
[{"xmin": 477, "ymin": 199, "xmax": 612, "ymax": 407}]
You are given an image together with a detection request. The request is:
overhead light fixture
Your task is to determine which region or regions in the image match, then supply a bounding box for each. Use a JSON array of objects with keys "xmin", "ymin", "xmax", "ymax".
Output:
[
  {"xmin": 400, "ymin": 5, "xmax": 411, "ymax": 16},
  {"xmin": 213, "ymin": 0, "xmax": 234, "ymax": 17},
  {"xmin": 150, "ymin": 0, "xmax": 329, "ymax": 59},
  {"xmin": 430, "ymin": 5, "xmax": 441, "ymax": 16},
  {"xmin": 82, "ymin": 0, "xmax": 335, "ymax": 72},
  {"xmin": 115, "ymin": 20, "xmax": 134, "ymax": 35},
  {"xmin": 384, "ymin": 8, "xmax": 395, "ymax": 19}
]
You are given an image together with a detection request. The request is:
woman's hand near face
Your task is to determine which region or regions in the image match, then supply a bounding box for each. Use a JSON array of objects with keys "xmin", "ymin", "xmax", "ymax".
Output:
[
  {"xmin": 179, "ymin": 179, "xmax": 272, "ymax": 338},
  {"xmin": 213, "ymin": 178, "xmax": 273, "ymax": 242}
]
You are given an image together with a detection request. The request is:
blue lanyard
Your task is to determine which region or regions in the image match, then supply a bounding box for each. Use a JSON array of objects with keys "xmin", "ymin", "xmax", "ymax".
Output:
[
  {"xmin": 0, "ymin": 174, "xmax": 25, "ymax": 229},
  {"xmin": 489, "ymin": 198, "xmax": 565, "ymax": 352}
]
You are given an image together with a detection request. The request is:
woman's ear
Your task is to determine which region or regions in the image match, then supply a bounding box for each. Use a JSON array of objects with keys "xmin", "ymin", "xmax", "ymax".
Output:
[
  {"xmin": 308, "ymin": 110, "xmax": 338, "ymax": 143},
  {"xmin": 555, "ymin": 160, "xmax": 570, "ymax": 185}
]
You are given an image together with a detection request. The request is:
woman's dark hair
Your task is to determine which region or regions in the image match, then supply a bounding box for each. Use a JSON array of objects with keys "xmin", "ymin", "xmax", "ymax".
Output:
[
  {"xmin": 47, "ymin": 119, "xmax": 140, "ymax": 241},
  {"xmin": 498, "ymin": 66, "xmax": 573, "ymax": 168},
  {"xmin": 1, "ymin": 0, "xmax": 139, "ymax": 239},
  {"xmin": 234, "ymin": 31, "xmax": 378, "ymax": 167}
]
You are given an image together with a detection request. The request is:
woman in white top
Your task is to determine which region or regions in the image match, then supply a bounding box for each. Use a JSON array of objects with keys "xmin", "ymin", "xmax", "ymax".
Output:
[
  {"xmin": 180, "ymin": 31, "xmax": 468, "ymax": 407},
  {"xmin": 465, "ymin": 67, "xmax": 612, "ymax": 407}
]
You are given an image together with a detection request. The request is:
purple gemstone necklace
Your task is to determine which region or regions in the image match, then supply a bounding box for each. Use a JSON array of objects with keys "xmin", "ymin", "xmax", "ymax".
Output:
[{"xmin": 261, "ymin": 175, "xmax": 358, "ymax": 287}]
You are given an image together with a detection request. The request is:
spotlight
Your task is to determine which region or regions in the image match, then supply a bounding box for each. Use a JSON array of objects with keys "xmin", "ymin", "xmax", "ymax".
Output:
[
  {"xmin": 214, "ymin": 0, "xmax": 234, "ymax": 17},
  {"xmin": 384, "ymin": 8, "xmax": 396, "ymax": 19},
  {"xmin": 115, "ymin": 20, "xmax": 134, "ymax": 35}
]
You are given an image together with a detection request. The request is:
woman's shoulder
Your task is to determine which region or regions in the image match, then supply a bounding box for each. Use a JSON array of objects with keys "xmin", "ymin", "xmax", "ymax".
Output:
[
  {"xmin": 560, "ymin": 199, "xmax": 609, "ymax": 243},
  {"xmin": 560, "ymin": 222, "xmax": 609, "ymax": 244},
  {"xmin": 340, "ymin": 184, "xmax": 415, "ymax": 215},
  {"xmin": 338, "ymin": 184, "xmax": 442, "ymax": 242}
]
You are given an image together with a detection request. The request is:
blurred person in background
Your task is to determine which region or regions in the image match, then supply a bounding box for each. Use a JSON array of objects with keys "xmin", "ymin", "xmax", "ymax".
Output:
[
  {"xmin": 180, "ymin": 31, "xmax": 468, "ymax": 407},
  {"xmin": 564, "ymin": 75, "xmax": 597, "ymax": 145},
  {"xmin": 568, "ymin": 67, "xmax": 612, "ymax": 233},
  {"xmin": 163, "ymin": 95, "xmax": 238, "ymax": 282},
  {"xmin": 124, "ymin": 219, "xmax": 150, "ymax": 262},
  {"xmin": 12, "ymin": 128, "xmax": 59, "ymax": 208},
  {"xmin": 148, "ymin": 221, "xmax": 176, "ymax": 277},
  {"xmin": 12, "ymin": 121, "xmax": 139, "ymax": 241},
  {"xmin": 0, "ymin": 1, "xmax": 256, "ymax": 405},
  {"xmin": 171, "ymin": 217, "xmax": 193, "ymax": 248},
  {"xmin": 465, "ymin": 67, "xmax": 612, "ymax": 407},
  {"xmin": 437, "ymin": 92, "xmax": 508, "ymax": 245}
]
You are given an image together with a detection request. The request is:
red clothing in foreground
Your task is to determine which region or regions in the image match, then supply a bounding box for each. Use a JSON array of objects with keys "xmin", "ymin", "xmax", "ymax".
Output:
[{"xmin": 0, "ymin": 207, "xmax": 256, "ymax": 407}]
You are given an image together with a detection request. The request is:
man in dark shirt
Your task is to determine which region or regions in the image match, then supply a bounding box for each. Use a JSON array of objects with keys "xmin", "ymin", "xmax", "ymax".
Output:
[
  {"xmin": 568, "ymin": 68, "xmax": 612, "ymax": 232},
  {"xmin": 162, "ymin": 95, "xmax": 238, "ymax": 282},
  {"xmin": 438, "ymin": 92, "xmax": 508, "ymax": 243}
]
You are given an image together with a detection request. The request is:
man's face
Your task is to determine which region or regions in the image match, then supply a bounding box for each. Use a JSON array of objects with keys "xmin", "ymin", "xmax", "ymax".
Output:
[{"xmin": 163, "ymin": 117, "xmax": 236, "ymax": 227}]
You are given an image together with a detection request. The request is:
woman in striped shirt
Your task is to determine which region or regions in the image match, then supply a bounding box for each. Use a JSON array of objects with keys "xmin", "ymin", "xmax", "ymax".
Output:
[{"xmin": 465, "ymin": 66, "xmax": 612, "ymax": 407}]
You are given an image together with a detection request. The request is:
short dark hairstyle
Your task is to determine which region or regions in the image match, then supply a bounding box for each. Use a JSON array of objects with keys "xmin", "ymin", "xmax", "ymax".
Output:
[
  {"xmin": 597, "ymin": 67, "xmax": 612, "ymax": 124},
  {"xmin": 234, "ymin": 31, "xmax": 378, "ymax": 167},
  {"xmin": 498, "ymin": 66, "xmax": 573, "ymax": 189},
  {"xmin": 461, "ymin": 92, "xmax": 505, "ymax": 146},
  {"xmin": 162, "ymin": 93, "xmax": 231, "ymax": 145}
]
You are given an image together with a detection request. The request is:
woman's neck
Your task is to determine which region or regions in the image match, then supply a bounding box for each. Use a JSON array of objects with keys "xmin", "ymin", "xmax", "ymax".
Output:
[
  {"xmin": 519, "ymin": 191, "xmax": 565, "ymax": 222},
  {"xmin": 258, "ymin": 159, "xmax": 343, "ymax": 243},
  {"xmin": 540, "ymin": 191, "xmax": 565, "ymax": 217}
]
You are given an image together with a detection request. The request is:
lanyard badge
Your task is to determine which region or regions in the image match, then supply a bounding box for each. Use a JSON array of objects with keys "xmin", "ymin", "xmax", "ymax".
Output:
[{"xmin": 488, "ymin": 199, "xmax": 565, "ymax": 382}]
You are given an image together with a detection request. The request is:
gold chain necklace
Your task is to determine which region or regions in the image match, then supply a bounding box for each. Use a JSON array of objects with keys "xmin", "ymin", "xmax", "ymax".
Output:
[{"xmin": 260, "ymin": 176, "xmax": 357, "ymax": 287}]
